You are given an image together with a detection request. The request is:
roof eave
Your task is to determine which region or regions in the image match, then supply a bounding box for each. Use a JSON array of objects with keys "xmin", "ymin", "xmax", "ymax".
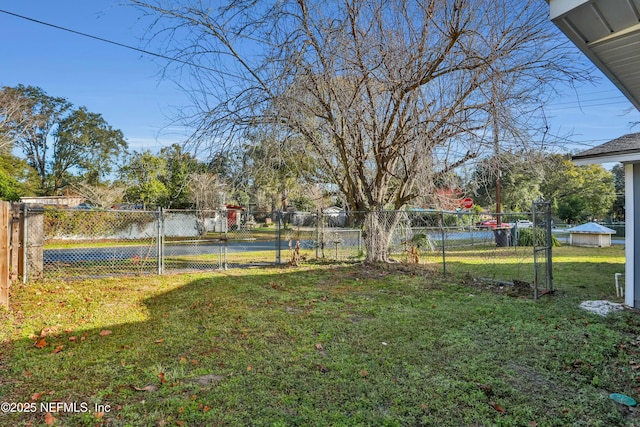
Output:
[{"xmin": 573, "ymin": 151, "xmax": 640, "ymax": 165}]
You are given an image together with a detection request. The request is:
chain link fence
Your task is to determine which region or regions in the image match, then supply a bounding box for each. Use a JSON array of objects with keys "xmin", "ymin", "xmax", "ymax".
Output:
[
  {"xmin": 22, "ymin": 206, "xmax": 550, "ymax": 288},
  {"xmin": 36, "ymin": 206, "xmax": 161, "ymax": 279}
]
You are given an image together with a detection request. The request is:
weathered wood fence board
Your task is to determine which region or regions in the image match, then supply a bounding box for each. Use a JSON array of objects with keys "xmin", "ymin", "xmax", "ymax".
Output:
[
  {"xmin": 0, "ymin": 202, "xmax": 22, "ymax": 308},
  {"xmin": 0, "ymin": 201, "xmax": 10, "ymax": 307}
]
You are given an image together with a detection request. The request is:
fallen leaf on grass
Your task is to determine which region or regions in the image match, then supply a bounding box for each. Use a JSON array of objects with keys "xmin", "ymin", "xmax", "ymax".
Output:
[
  {"xmin": 44, "ymin": 412, "xmax": 56, "ymax": 425},
  {"xmin": 131, "ymin": 384, "xmax": 158, "ymax": 392},
  {"xmin": 529, "ymin": 422, "xmax": 538, "ymax": 427},
  {"xmin": 360, "ymin": 370, "xmax": 369, "ymax": 377},
  {"xmin": 490, "ymin": 401, "xmax": 505, "ymax": 413},
  {"xmin": 52, "ymin": 345, "xmax": 64, "ymax": 354},
  {"xmin": 158, "ymin": 372, "xmax": 167, "ymax": 384},
  {"xmin": 35, "ymin": 339, "xmax": 47, "ymax": 349},
  {"xmin": 31, "ymin": 392, "xmax": 43, "ymax": 401},
  {"xmin": 153, "ymin": 338, "xmax": 164, "ymax": 344},
  {"xmin": 68, "ymin": 336, "xmax": 77, "ymax": 342},
  {"xmin": 94, "ymin": 412, "xmax": 104, "ymax": 420},
  {"xmin": 315, "ymin": 364, "xmax": 329, "ymax": 373},
  {"xmin": 315, "ymin": 343, "xmax": 324, "ymax": 351},
  {"xmin": 99, "ymin": 330, "xmax": 112, "ymax": 337}
]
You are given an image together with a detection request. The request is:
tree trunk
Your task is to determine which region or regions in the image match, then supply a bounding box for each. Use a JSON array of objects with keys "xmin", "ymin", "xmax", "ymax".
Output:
[{"xmin": 363, "ymin": 210, "xmax": 399, "ymax": 263}]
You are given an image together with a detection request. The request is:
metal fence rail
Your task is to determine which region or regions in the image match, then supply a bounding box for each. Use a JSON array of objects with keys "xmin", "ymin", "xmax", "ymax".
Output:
[
  {"xmin": 24, "ymin": 206, "xmax": 549, "ymax": 289},
  {"xmin": 38, "ymin": 207, "xmax": 161, "ymax": 279}
]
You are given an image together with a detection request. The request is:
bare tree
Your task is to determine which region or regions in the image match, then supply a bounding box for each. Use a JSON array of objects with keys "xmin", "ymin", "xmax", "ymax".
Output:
[
  {"xmin": 0, "ymin": 89, "xmax": 30, "ymax": 151},
  {"xmin": 188, "ymin": 172, "xmax": 224, "ymax": 211},
  {"xmin": 71, "ymin": 182, "xmax": 126, "ymax": 209},
  {"xmin": 132, "ymin": 0, "xmax": 589, "ymax": 261}
]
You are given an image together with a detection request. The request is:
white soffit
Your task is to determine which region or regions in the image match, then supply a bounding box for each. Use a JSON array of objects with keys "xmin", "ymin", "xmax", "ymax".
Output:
[{"xmin": 550, "ymin": 0, "xmax": 640, "ymax": 111}]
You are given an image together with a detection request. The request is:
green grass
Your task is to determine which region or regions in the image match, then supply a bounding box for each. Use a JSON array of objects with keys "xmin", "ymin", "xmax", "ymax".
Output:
[
  {"xmin": 0, "ymin": 247, "xmax": 637, "ymax": 426},
  {"xmin": 428, "ymin": 245, "xmax": 625, "ymax": 300}
]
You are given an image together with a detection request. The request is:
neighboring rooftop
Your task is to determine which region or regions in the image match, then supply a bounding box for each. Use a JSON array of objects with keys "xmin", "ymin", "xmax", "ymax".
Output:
[{"xmin": 572, "ymin": 133, "xmax": 640, "ymax": 165}]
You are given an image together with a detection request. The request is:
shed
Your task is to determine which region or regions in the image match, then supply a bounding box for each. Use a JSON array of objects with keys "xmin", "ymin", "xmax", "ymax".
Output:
[
  {"xmin": 566, "ymin": 222, "xmax": 616, "ymax": 248},
  {"xmin": 323, "ymin": 206, "xmax": 346, "ymax": 227},
  {"xmin": 225, "ymin": 204, "xmax": 245, "ymax": 230}
]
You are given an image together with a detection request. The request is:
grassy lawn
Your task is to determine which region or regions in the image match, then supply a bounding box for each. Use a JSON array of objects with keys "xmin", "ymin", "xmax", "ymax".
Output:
[{"xmin": 1, "ymin": 246, "xmax": 638, "ymax": 426}]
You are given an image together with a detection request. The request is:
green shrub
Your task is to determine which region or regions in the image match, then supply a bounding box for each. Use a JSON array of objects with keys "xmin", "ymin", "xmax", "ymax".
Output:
[{"xmin": 516, "ymin": 228, "xmax": 560, "ymax": 247}]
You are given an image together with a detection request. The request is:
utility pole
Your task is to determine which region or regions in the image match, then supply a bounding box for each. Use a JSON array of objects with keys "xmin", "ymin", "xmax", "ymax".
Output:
[{"xmin": 491, "ymin": 83, "xmax": 501, "ymax": 224}]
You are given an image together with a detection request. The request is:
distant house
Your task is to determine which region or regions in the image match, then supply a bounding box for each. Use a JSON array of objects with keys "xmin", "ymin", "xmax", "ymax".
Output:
[
  {"xmin": 323, "ymin": 206, "xmax": 346, "ymax": 227},
  {"xmin": 20, "ymin": 196, "xmax": 84, "ymax": 208}
]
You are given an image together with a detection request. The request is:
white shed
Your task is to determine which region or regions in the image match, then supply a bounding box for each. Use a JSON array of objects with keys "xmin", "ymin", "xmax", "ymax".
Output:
[{"xmin": 566, "ymin": 222, "xmax": 616, "ymax": 248}]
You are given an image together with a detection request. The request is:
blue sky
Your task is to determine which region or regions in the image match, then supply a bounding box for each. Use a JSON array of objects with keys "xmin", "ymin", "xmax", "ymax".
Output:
[
  {"xmin": 2, "ymin": 1, "xmax": 640, "ymax": 158},
  {"xmin": 0, "ymin": 1, "xmax": 191, "ymax": 152}
]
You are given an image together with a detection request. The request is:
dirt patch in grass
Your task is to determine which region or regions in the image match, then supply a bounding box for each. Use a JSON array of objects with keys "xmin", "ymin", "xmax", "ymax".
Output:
[{"xmin": 507, "ymin": 361, "xmax": 570, "ymax": 396}]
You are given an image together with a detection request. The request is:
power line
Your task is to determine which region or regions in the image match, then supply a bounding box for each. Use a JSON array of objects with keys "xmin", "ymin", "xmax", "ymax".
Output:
[
  {"xmin": 1, "ymin": 7, "xmax": 635, "ymax": 154},
  {"xmin": 0, "ymin": 8, "xmax": 234, "ymax": 77},
  {"xmin": 547, "ymin": 100, "xmax": 632, "ymax": 111},
  {"xmin": 551, "ymin": 94, "xmax": 623, "ymax": 105}
]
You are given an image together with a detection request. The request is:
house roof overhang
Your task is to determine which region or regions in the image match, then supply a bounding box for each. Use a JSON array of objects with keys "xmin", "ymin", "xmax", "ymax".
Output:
[
  {"xmin": 550, "ymin": 0, "xmax": 640, "ymax": 111},
  {"xmin": 572, "ymin": 132, "xmax": 640, "ymax": 164}
]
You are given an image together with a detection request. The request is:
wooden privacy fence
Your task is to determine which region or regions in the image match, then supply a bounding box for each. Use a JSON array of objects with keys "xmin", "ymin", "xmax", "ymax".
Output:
[{"xmin": 1, "ymin": 202, "xmax": 22, "ymax": 308}]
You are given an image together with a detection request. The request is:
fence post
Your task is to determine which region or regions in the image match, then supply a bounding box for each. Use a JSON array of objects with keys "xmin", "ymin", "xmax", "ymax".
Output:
[
  {"xmin": 440, "ymin": 211, "xmax": 446, "ymax": 277},
  {"xmin": 315, "ymin": 210, "xmax": 320, "ymax": 259},
  {"xmin": 276, "ymin": 211, "xmax": 282, "ymax": 264},
  {"xmin": 223, "ymin": 208, "xmax": 228, "ymax": 270},
  {"xmin": 469, "ymin": 214, "xmax": 474, "ymax": 247},
  {"xmin": 22, "ymin": 205, "xmax": 28, "ymax": 283},
  {"xmin": 157, "ymin": 208, "xmax": 163, "ymax": 275},
  {"xmin": 10, "ymin": 203, "xmax": 20, "ymax": 283},
  {"xmin": 1, "ymin": 202, "xmax": 9, "ymax": 308},
  {"xmin": 24, "ymin": 205, "xmax": 44, "ymax": 281}
]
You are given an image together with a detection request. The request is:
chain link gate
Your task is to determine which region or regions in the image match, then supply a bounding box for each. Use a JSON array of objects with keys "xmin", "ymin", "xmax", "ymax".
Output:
[{"xmin": 532, "ymin": 200, "xmax": 553, "ymax": 299}]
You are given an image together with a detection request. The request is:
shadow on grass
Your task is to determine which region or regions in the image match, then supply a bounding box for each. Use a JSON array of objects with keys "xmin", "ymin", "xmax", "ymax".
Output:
[{"xmin": 0, "ymin": 261, "xmax": 637, "ymax": 426}]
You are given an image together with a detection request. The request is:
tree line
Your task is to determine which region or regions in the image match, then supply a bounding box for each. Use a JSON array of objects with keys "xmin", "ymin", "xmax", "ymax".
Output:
[
  {"xmin": 0, "ymin": 83, "xmax": 620, "ymax": 223},
  {"xmin": 0, "ymin": 84, "xmax": 322, "ymax": 211}
]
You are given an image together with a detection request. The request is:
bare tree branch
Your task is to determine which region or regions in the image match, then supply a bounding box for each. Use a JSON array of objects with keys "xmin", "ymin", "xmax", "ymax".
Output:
[{"xmin": 132, "ymin": 0, "xmax": 591, "ymax": 261}]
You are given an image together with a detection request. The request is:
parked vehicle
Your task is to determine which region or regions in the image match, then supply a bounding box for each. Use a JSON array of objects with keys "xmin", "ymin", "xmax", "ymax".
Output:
[
  {"xmin": 509, "ymin": 220, "xmax": 533, "ymax": 228},
  {"xmin": 478, "ymin": 219, "xmax": 511, "ymax": 229},
  {"xmin": 74, "ymin": 203, "xmax": 94, "ymax": 210}
]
